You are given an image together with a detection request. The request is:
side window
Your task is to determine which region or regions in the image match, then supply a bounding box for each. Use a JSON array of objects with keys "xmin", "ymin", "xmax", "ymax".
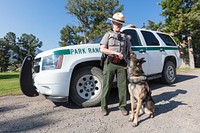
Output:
[
  {"xmin": 141, "ymin": 31, "xmax": 159, "ymax": 46},
  {"xmin": 123, "ymin": 29, "xmax": 142, "ymax": 46},
  {"xmin": 157, "ymin": 33, "xmax": 177, "ymax": 46}
]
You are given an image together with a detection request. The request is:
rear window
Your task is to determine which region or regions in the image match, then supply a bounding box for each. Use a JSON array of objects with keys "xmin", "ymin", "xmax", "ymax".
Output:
[
  {"xmin": 141, "ymin": 31, "xmax": 159, "ymax": 46},
  {"xmin": 157, "ymin": 33, "xmax": 177, "ymax": 46}
]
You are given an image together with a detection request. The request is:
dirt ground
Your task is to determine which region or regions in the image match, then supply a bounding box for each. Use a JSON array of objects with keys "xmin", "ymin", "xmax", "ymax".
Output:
[{"xmin": 0, "ymin": 70, "xmax": 200, "ymax": 133}]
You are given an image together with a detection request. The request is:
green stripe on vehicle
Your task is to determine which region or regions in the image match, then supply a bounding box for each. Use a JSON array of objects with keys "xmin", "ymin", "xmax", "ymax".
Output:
[
  {"xmin": 163, "ymin": 47, "xmax": 179, "ymax": 50},
  {"xmin": 53, "ymin": 48, "xmax": 100, "ymax": 55},
  {"xmin": 132, "ymin": 46, "xmax": 178, "ymax": 51},
  {"xmin": 53, "ymin": 46, "xmax": 178, "ymax": 55},
  {"xmin": 54, "ymin": 49, "xmax": 71, "ymax": 55}
]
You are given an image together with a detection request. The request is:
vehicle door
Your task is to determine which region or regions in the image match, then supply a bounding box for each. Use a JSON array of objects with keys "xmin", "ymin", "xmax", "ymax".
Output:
[
  {"xmin": 139, "ymin": 30, "xmax": 163, "ymax": 75},
  {"xmin": 123, "ymin": 29, "xmax": 149, "ymax": 75}
]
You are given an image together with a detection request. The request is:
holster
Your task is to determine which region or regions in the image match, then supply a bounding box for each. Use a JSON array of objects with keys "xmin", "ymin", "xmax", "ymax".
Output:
[
  {"xmin": 100, "ymin": 54, "xmax": 107, "ymax": 66},
  {"xmin": 107, "ymin": 55, "xmax": 121, "ymax": 64}
]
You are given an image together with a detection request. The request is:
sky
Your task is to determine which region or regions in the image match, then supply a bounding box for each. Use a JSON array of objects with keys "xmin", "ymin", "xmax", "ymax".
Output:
[{"xmin": 0, "ymin": 0, "xmax": 164, "ymax": 51}]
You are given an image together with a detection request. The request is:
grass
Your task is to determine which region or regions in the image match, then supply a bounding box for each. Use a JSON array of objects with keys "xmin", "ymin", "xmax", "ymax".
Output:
[
  {"xmin": 177, "ymin": 68, "xmax": 200, "ymax": 73},
  {"xmin": 0, "ymin": 72, "xmax": 22, "ymax": 96},
  {"xmin": 0, "ymin": 68, "xmax": 200, "ymax": 96}
]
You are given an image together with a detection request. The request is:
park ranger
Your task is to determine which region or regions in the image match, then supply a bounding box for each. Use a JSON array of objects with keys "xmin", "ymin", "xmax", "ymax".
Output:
[{"xmin": 100, "ymin": 12, "xmax": 136, "ymax": 116}]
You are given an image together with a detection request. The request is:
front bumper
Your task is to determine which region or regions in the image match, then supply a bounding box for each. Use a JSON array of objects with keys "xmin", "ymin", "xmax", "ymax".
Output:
[
  {"xmin": 33, "ymin": 70, "xmax": 71, "ymax": 96},
  {"xmin": 20, "ymin": 56, "xmax": 70, "ymax": 103}
]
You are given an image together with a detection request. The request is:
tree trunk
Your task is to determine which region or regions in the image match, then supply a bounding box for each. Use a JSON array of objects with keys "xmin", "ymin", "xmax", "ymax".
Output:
[{"xmin": 188, "ymin": 36, "xmax": 195, "ymax": 68}]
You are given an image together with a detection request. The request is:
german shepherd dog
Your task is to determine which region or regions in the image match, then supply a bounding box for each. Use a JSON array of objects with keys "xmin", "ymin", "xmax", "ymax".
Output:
[{"xmin": 127, "ymin": 57, "xmax": 155, "ymax": 127}]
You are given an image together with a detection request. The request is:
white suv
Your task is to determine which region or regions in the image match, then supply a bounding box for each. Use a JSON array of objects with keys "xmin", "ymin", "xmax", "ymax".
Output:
[{"xmin": 20, "ymin": 26, "xmax": 182, "ymax": 107}]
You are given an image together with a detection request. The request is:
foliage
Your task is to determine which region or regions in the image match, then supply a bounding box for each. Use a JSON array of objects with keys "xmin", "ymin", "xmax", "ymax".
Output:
[
  {"xmin": 146, "ymin": 20, "xmax": 165, "ymax": 31},
  {"xmin": 60, "ymin": 0, "xmax": 123, "ymax": 46},
  {"xmin": 159, "ymin": 0, "xmax": 199, "ymax": 39},
  {"xmin": 17, "ymin": 33, "xmax": 42, "ymax": 63},
  {"xmin": 60, "ymin": 25, "xmax": 83, "ymax": 46},
  {"xmin": 0, "ymin": 32, "xmax": 42, "ymax": 72},
  {"xmin": 0, "ymin": 38, "xmax": 11, "ymax": 72},
  {"xmin": 157, "ymin": 0, "xmax": 200, "ymax": 67}
]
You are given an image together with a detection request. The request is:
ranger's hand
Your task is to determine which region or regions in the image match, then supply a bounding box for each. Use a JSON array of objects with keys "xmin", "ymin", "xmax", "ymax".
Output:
[
  {"xmin": 115, "ymin": 52, "xmax": 123, "ymax": 60},
  {"xmin": 118, "ymin": 53, "xmax": 124, "ymax": 60}
]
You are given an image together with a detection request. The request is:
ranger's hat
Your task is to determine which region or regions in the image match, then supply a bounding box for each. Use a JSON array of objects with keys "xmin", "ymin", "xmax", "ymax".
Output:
[{"xmin": 109, "ymin": 12, "xmax": 125, "ymax": 24}]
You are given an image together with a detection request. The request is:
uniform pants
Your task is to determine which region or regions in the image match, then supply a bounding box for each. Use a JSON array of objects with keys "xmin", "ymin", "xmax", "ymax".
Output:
[{"xmin": 101, "ymin": 62, "xmax": 127, "ymax": 110}]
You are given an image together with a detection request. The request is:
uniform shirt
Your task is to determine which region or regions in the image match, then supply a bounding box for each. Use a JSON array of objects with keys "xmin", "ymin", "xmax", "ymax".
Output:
[{"xmin": 100, "ymin": 31, "xmax": 132, "ymax": 62}]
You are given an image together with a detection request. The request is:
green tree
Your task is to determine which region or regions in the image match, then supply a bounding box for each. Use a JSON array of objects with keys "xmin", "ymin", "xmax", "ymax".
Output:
[
  {"xmin": 17, "ymin": 34, "xmax": 43, "ymax": 63},
  {"xmin": 60, "ymin": 0, "xmax": 123, "ymax": 46},
  {"xmin": 59, "ymin": 25, "xmax": 83, "ymax": 46},
  {"xmin": 3, "ymin": 32, "xmax": 18, "ymax": 68},
  {"xmin": 159, "ymin": 0, "xmax": 200, "ymax": 67},
  {"xmin": 4, "ymin": 32, "xmax": 16, "ymax": 46},
  {"xmin": 0, "ymin": 38, "xmax": 11, "ymax": 72},
  {"xmin": 0, "ymin": 32, "xmax": 43, "ymax": 72},
  {"xmin": 146, "ymin": 20, "xmax": 165, "ymax": 31},
  {"xmin": 87, "ymin": 0, "xmax": 123, "ymax": 40}
]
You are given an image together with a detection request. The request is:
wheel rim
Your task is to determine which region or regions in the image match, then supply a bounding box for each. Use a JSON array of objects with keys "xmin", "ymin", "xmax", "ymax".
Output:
[
  {"xmin": 76, "ymin": 74, "xmax": 101, "ymax": 100},
  {"xmin": 166, "ymin": 66, "xmax": 175, "ymax": 80}
]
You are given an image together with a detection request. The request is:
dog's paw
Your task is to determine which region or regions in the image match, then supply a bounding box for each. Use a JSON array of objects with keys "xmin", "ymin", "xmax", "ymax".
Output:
[
  {"xmin": 132, "ymin": 123, "xmax": 138, "ymax": 127},
  {"xmin": 139, "ymin": 109, "xmax": 144, "ymax": 115},
  {"xmin": 149, "ymin": 113, "xmax": 154, "ymax": 118},
  {"xmin": 129, "ymin": 117, "xmax": 134, "ymax": 122}
]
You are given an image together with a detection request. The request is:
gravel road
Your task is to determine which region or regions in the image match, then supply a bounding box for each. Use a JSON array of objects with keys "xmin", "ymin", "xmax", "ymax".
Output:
[{"xmin": 1, "ymin": 70, "xmax": 200, "ymax": 133}]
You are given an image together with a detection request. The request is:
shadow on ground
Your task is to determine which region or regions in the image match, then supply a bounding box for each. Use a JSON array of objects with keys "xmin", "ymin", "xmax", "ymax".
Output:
[
  {"xmin": 0, "ymin": 104, "xmax": 59, "ymax": 132},
  {"xmin": 55, "ymin": 73, "xmax": 196, "ymax": 112}
]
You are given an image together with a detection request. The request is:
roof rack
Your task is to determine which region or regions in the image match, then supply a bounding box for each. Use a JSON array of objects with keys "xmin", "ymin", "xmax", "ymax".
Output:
[{"xmin": 124, "ymin": 24, "xmax": 136, "ymax": 28}]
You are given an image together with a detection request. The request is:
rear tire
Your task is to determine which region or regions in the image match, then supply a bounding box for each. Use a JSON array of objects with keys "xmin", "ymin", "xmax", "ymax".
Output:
[
  {"xmin": 70, "ymin": 66, "xmax": 103, "ymax": 107},
  {"xmin": 161, "ymin": 61, "xmax": 176, "ymax": 84}
]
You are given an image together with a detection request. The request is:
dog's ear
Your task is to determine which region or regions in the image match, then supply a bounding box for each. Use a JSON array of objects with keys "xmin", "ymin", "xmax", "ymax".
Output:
[
  {"xmin": 134, "ymin": 58, "xmax": 146, "ymax": 67},
  {"xmin": 140, "ymin": 58, "xmax": 146, "ymax": 63},
  {"xmin": 134, "ymin": 59, "xmax": 139, "ymax": 65}
]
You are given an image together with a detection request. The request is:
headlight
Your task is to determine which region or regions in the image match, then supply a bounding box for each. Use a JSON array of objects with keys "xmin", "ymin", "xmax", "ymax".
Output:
[
  {"xmin": 34, "ymin": 58, "xmax": 41, "ymax": 73},
  {"xmin": 42, "ymin": 55, "xmax": 63, "ymax": 70}
]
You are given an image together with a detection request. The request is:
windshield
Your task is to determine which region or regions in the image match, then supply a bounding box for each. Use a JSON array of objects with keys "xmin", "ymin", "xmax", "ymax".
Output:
[{"xmin": 88, "ymin": 35, "xmax": 103, "ymax": 44}]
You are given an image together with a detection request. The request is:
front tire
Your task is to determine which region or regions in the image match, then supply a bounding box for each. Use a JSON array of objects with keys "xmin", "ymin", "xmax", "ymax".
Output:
[
  {"xmin": 161, "ymin": 61, "xmax": 176, "ymax": 84},
  {"xmin": 70, "ymin": 66, "xmax": 103, "ymax": 107}
]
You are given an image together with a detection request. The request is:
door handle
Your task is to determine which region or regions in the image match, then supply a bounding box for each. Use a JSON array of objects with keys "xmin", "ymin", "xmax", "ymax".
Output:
[
  {"xmin": 160, "ymin": 48, "xmax": 165, "ymax": 52},
  {"xmin": 139, "ymin": 49, "xmax": 146, "ymax": 53}
]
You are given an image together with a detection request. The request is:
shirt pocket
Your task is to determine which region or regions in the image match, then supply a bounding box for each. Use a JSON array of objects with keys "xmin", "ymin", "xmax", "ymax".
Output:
[{"xmin": 108, "ymin": 38, "xmax": 115, "ymax": 46}]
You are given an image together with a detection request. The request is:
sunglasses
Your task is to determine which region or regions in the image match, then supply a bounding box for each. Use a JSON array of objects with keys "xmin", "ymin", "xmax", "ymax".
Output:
[{"xmin": 112, "ymin": 21, "xmax": 122, "ymax": 26}]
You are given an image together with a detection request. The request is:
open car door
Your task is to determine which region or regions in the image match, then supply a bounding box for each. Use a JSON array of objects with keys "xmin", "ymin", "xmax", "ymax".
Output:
[{"xmin": 19, "ymin": 56, "xmax": 39, "ymax": 97}]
